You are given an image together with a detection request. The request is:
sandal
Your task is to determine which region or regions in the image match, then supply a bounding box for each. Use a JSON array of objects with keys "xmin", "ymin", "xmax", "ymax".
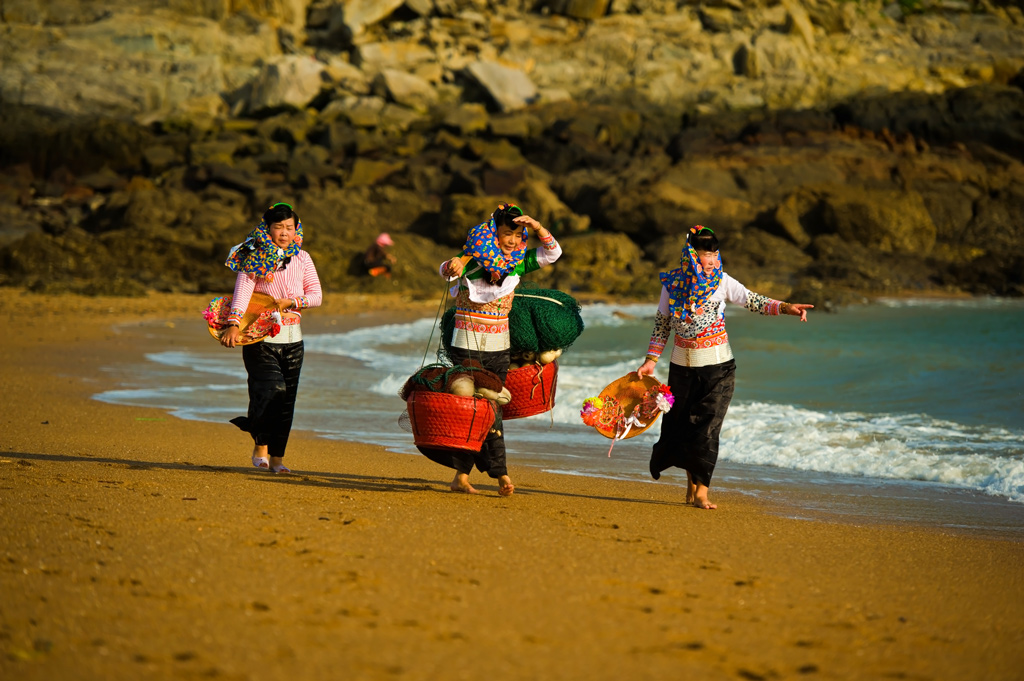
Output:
[
  {"xmin": 271, "ymin": 464, "xmax": 291, "ymax": 475},
  {"xmin": 252, "ymin": 455, "xmax": 270, "ymax": 469}
]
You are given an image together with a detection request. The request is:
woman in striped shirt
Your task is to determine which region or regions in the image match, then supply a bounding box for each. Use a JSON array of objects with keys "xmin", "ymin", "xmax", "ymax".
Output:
[{"xmin": 220, "ymin": 202, "xmax": 323, "ymax": 474}]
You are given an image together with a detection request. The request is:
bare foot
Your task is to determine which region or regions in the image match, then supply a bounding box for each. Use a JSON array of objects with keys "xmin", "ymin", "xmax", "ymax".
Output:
[
  {"xmin": 450, "ymin": 473, "xmax": 479, "ymax": 494},
  {"xmin": 685, "ymin": 472, "xmax": 697, "ymax": 505},
  {"xmin": 692, "ymin": 484, "xmax": 717, "ymax": 510},
  {"xmin": 252, "ymin": 445, "xmax": 269, "ymax": 469},
  {"xmin": 498, "ymin": 474, "xmax": 515, "ymax": 497}
]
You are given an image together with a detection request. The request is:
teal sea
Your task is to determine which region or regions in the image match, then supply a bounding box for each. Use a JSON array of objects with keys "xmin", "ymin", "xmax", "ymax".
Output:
[{"xmin": 96, "ymin": 297, "xmax": 1024, "ymax": 536}]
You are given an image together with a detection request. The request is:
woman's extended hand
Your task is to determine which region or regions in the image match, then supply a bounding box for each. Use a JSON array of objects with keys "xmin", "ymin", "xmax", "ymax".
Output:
[
  {"xmin": 274, "ymin": 298, "xmax": 294, "ymax": 311},
  {"xmin": 636, "ymin": 359, "xmax": 657, "ymax": 378},
  {"xmin": 784, "ymin": 303, "xmax": 814, "ymax": 322}
]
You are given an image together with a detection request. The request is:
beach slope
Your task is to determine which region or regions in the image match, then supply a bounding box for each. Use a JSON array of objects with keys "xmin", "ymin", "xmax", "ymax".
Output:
[{"xmin": 2, "ymin": 292, "xmax": 1022, "ymax": 680}]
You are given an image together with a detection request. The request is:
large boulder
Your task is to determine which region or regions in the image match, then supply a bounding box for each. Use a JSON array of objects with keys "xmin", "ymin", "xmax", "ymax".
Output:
[
  {"xmin": 820, "ymin": 187, "xmax": 937, "ymax": 255},
  {"xmin": 465, "ymin": 61, "xmax": 538, "ymax": 113},
  {"xmin": 356, "ymin": 40, "xmax": 437, "ymax": 74},
  {"xmin": 545, "ymin": 0, "xmax": 611, "ymax": 20},
  {"xmin": 915, "ymin": 181, "xmax": 981, "ymax": 246},
  {"xmin": 773, "ymin": 184, "xmax": 937, "ymax": 256},
  {"xmin": 436, "ymin": 195, "xmax": 504, "ymax": 246},
  {"xmin": 375, "ymin": 69, "xmax": 438, "ymax": 112},
  {"xmin": 550, "ymin": 232, "xmax": 657, "ymax": 297},
  {"xmin": 514, "ymin": 179, "xmax": 591, "ymax": 236},
  {"xmin": 247, "ymin": 56, "xmax": 328, "ymax": 113},
  {"xmin": 599, "ymin": 180, "xmax": 758, "ymax": 246},
  {"xmin": 0, "ymin": 204, "xmax": 43, "ymax": 247},
  {"xmin": 326, "ymin": 0, "xmax": 406, "ymax": 42},
  {"xmin": 1, "ymin": 12, "xmax": 276, "ymax": 118},
  {"xmin": 966, "ymin": 183, "xmax": 1024, "ymax": 254}
]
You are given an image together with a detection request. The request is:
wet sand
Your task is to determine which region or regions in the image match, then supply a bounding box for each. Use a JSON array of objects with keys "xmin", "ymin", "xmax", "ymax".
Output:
[{"xmin": 2, "ymin": 290, "xmax": 1023, "ymax": 681}]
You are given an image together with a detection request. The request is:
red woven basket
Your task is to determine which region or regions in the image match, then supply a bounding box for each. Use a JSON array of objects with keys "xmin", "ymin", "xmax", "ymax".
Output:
[
  {"xmin": 406, "ymin": 390, "xmax": 495, "ymax": 452},
  {"xmin": 502, "ymin": 361, "xmax": 558, "ymax": 420}
]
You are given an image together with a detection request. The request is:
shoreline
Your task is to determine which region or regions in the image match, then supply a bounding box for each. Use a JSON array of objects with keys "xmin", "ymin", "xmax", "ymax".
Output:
[
  {"xmin": 92, "ymin": 290, "xmax": 1024, "ymax": 536},
  {"xmin": 3, "ymin": 290, "xmax": 1024, "ymax": 680}
]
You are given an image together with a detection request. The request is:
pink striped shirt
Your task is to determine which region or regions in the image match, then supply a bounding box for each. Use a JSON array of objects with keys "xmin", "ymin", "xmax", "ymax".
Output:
[{"xmin": 227, "ymin": 250, "xmax": 323, "ymax": 324}]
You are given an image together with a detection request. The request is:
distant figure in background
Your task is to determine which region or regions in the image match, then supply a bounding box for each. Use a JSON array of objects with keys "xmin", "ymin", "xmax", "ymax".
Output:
[
  {"xmin": 364, "ymin": 232, "xmax": 397, "ymax": 278},
  {"xmin": 636, "ymin": 225, "xmax": 814, "ymax": 510},
  {"xmin": 221, "ymin": 202, "xmax": 323, "ymax": 474}
]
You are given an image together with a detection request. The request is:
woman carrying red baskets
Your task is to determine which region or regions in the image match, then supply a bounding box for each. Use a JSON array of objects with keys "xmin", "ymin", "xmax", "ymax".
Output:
[{"xmin": 425, "ymin": 203, "xmax": 561, "ymax": 496}]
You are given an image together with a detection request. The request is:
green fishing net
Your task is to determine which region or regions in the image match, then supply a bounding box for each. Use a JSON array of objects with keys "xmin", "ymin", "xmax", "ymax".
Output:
[
  {"xmin": 437, "ymin": 285, "xmax": 584, "ymax": 363},
  {"xmin": 511, "ymin": 286, "xmax": 585, "ymax": 352},
  {"xmin": 398, "ymin": 362, "xmax": 494, "ymax": 400}
]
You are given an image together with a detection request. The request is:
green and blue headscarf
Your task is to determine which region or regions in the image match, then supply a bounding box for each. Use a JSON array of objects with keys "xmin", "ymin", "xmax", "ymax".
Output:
[
  {"xmin": 463, "ymin": 202, "xmax": 528, "ymax": 281},
  {"xmin": 225, "ymin": 204, "xmax": 303, "ymax": 282},
  {"xmin": 659, "ymin": 225, "xmax": 722, "ymax": 319}
]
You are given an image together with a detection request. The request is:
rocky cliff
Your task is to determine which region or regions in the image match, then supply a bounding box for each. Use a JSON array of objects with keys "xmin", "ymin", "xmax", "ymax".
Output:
[{"xmin": 2, "ymin": 0, "xmax": 1023, "ymax": 306}]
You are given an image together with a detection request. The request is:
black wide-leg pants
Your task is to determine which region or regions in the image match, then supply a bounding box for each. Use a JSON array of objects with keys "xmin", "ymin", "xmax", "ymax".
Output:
[
  {"xmin": 649, "ymin": 359, "xmax": 736, "ymax": 487},
  {"xmin": 231, "ymin": 341, "xmax": 304, "ymax": 459},
  {"xmin": 417, "ymin": 347, "xmax": 509, "ymax": 478}
]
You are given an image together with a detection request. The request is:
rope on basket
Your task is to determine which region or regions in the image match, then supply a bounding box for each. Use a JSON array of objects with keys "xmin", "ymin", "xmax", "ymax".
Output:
[{"xmin": 419, "ymin": 280, "xmax": 452, "ymax": 369}]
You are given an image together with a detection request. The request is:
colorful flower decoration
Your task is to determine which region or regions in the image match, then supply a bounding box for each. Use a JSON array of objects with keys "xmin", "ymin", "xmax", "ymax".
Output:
[
  {"xmin": 581, "ymin": 397, "xmax": 617, "ymax": 428},
  {"xmin": 580, "ymin": 383, "xmax": 674, "ymax": 456},
  {"xmin": 643, "ymin": 383, "xmax": 675, "ymax": 416}
]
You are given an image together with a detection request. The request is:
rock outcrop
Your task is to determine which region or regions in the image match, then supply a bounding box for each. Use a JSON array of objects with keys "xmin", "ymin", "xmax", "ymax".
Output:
[{"xmin": 2, "ymin": 0, "xmax": 1023, "ymax": 304}]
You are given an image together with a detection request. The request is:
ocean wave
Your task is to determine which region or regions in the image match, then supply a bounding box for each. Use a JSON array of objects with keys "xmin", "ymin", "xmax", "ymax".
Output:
[
  {"xmin": 305, "ymin": 317, "xmax": 439, "ymax": 374},
  {"xmin": 579, "ymin": 303, "xmax": 654, "ymax": 327},
  {"xmin": 146, "ymin": 351, "xmax": 247, "ymax": 379},
  {"xmin": 873, "ymin": 297, "xmax": 1024, "ymax": 310},
  {"xmin": 721, "ymin": 402, "xmax": 1024, "ymax": 503},
  {"xmin": 101, "ymin": 304, "xmax": 1024, "ymax": 506}
]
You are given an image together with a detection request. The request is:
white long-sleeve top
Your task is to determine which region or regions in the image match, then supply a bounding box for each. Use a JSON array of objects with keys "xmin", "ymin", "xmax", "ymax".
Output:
[
  {"xmin": 646, "ymin": 272, "xmax": 783, "ymax": 366},
  {"xmin": 439, "ymin": 234, "xmax": 562, "ymax": 351}
]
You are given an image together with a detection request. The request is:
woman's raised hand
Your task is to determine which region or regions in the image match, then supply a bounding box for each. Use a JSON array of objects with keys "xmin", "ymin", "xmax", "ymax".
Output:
[{"xmin": 513, "ymin": 215, "xmax": 543, "ymax": 233}]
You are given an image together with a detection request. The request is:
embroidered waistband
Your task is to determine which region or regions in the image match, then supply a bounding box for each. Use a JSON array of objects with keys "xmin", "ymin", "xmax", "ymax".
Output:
[
  {"xmin": 454, "ymin": 313, "xmax": 509, "ymax": 335},
  {"xmin": 675, "ymin": 330, "xmax": 729, "ymax": 350}
]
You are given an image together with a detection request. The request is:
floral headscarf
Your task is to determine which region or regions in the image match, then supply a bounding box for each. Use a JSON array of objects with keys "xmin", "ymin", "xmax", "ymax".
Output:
[
  {"xmin": 225, "ymin": 211, "xmax": 304, "ymax": 282},
  {"xmin": 462, "ymin": 202, "xmax": 528, "ymax": 281},
  {"xmin": 659, "ymin": 225, "xmax": 722, "ymax": 319}
]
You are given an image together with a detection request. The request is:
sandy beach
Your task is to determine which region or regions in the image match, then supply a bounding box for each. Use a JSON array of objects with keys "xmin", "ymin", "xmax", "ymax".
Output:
[{"xmin": 2, "ymin": 291, "xmax": 1023, "ymax": 681}]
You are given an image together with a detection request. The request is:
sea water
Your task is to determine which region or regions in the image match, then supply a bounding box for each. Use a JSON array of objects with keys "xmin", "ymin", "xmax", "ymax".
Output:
[{"xmin": 95, "ymin": 298, "xmax": 1024, "ymax": 533}]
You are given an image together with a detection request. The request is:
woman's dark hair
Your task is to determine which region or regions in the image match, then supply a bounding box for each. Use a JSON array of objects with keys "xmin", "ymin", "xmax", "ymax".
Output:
[
  {"xmin": 493, "ymin": 203, "xmax": 523, "ymax": 227},
  {"xmin": 688, "ymin": 226, "xmax": 719, "ymax": 252},
  {"xmin": 263, "ymin": 202, "xmax": 298, "ymax": 227}
]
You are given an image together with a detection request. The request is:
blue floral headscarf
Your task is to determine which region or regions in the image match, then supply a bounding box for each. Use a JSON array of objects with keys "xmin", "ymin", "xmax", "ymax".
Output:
[
  {"xmin": 225, "ymin": 205, "xmax": 303, "ymax": 282},
  {"xmin": 659, "ymin": 225, "xmax": 722, "ymax": 319},
  {"xmin": 462, "ymin": 202, "xmax": 528, "ymax": 281}
]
